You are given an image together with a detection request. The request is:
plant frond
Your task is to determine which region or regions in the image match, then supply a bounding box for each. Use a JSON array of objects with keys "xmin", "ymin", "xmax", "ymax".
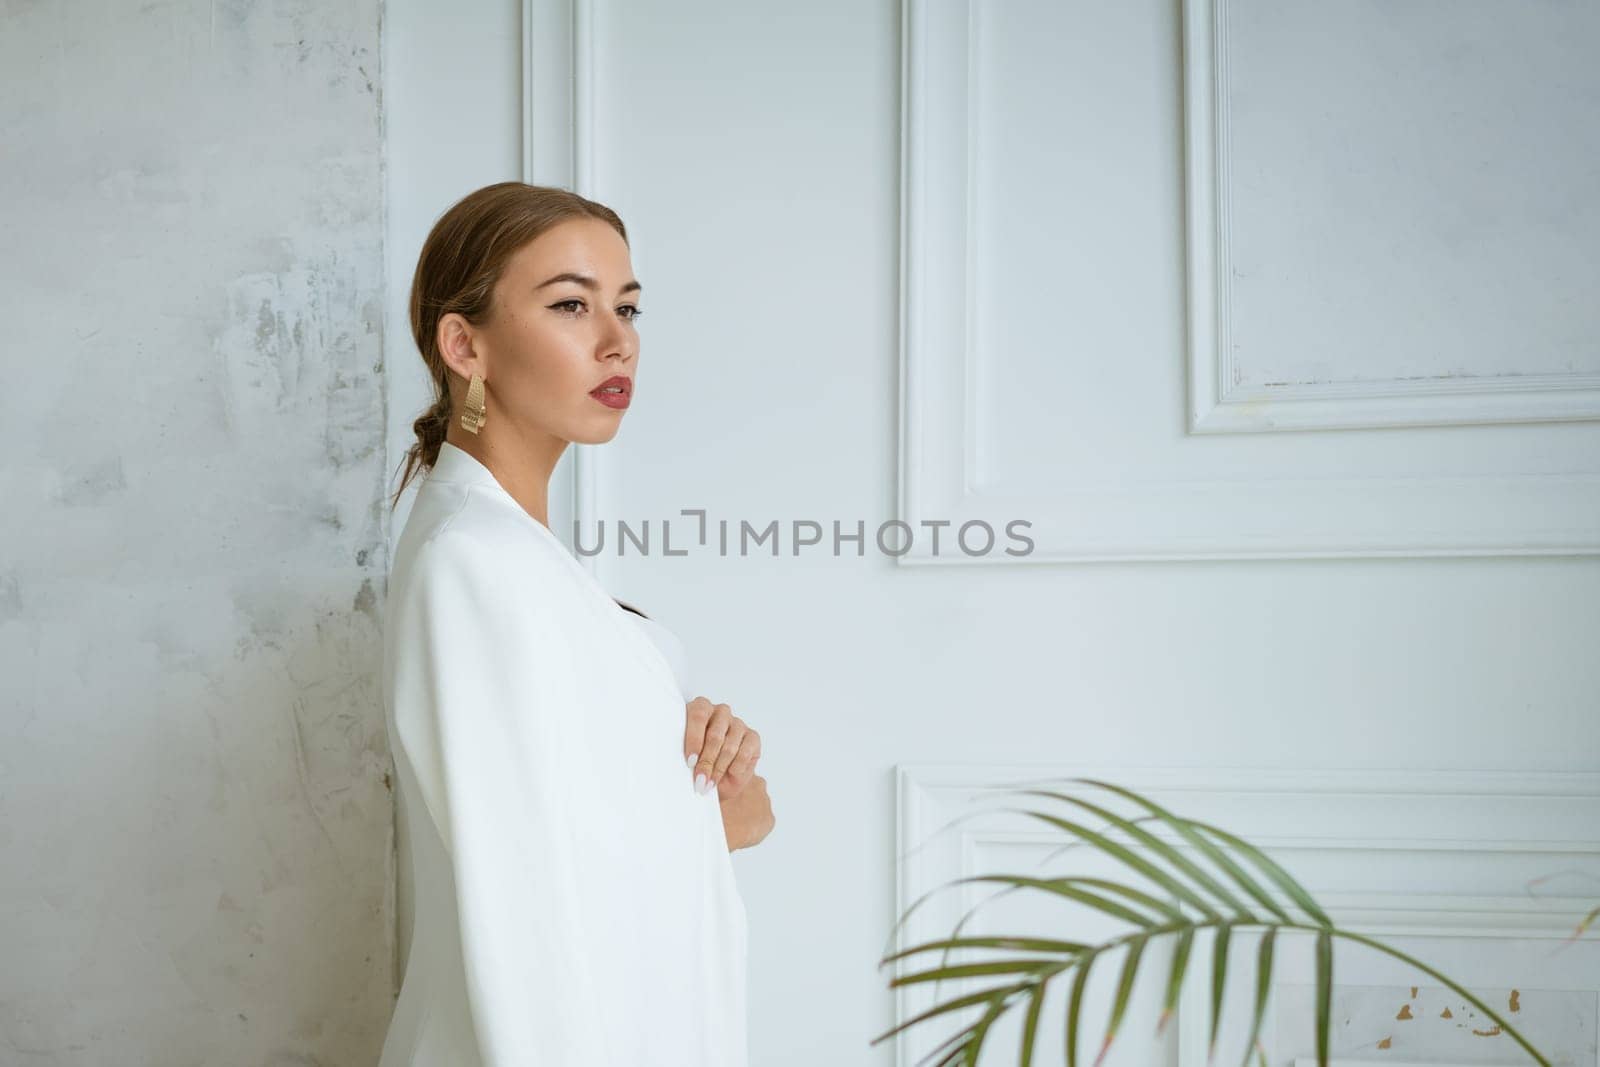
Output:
[
  {"xmin": 1065, "ymin": 949, "xmax": 1094, "ymax": 1067},
  {"xmin": 877, "ymin": 777, "xmax": 1564, "ymax": 1067},
  {"xmin": 1314, "ymin": 928, "xmax": 1331, "ymax": 1067},
  {"xmin": 1012, "ymin": 788, "xmax": 1245, "ymax": 922},
  {"xmin": 1188, "ymin": 818, "xmax": 1332, "ymax": 928},
  {"xmin": 888, "ymin": 956, "xmax": 1069, "ymax": 989},
  {"xmin": 1209, "ymin": 921, "xmax": 1233, "ymax": 1059},
  {"xmin": 960, "ymin": 994, "xmax": 1010, "ymax": 1067},
  {"xmin": 1094, "ymin": 936, "xmax": 1146, "ymax": 1067},
  {"xmin": 869, "ymin": 980, "xmax": 1032, "ymax": 1047},
  {"xmin": 1068, "ymin": 779, "xmax": 1289, "ymax": 925},
  {"xmin": 1008, "ymin": 805, "xmax": 1246, "ymax": 926},
  {"xmin": 1156, "ymin": 925, "xmax": 1195, "ymax": 1037},
  {"xmin": 963, "ymin": 872, "xmax": 1183, "ymax": 927},
  {"xmin": 1036, "ymin": 812, "xmax": 1166, "ymax": 869},
  {"xmin": 882, "ymin": 933, "xmax": 1092, "ymax": 966},
  {"xmin": 884, "ymin": 794, "xmax": 1183, "ymax": 1009},
  {"xmin": 913, "ymin": 1018, "xmax": 981, "ymax": 1067},
  {"xmin": 1238, "ymin": 927, "xmax": 1276, "ymax": 1067},
  {"xmin": 1019, "ymin": 977, "xmax": 1047, "ymax": 1067},
  {"xmin": 882, "ymin": 871, "xmax": 1086, "ymax": 1007}
]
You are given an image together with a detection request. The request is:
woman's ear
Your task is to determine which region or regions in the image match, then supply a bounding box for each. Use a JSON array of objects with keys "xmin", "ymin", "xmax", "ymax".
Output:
[{"xmin": 437, "ymin": 312, "xmax": 484, "ymax": 382}]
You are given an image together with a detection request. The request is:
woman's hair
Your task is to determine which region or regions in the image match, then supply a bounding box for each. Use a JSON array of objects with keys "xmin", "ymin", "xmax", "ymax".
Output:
[{"xmin": 389, "ymin": 181, "xmax": 629, "ymax": 511}]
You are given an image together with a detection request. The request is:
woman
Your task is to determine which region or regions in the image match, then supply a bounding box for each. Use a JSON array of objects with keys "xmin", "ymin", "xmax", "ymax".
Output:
[{"xmin": 379, "ymin": 181, "xmax": 775, "ymax": 1066}]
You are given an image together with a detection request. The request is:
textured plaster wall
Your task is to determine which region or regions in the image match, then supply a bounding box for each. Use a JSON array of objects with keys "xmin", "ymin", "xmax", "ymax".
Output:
[{"xmin": 0, "ymin": 1, "xmax": 394, "ymax": 1063}]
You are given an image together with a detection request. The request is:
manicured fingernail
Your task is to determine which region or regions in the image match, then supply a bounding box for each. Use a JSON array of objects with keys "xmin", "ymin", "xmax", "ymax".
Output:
[
  {"xmin": 695, "ymin": 773, "xmax": 710, "ymax": 794},
  {"xmin": 686, "ymin": 752, "xmax": 699, "ymax": 769}
]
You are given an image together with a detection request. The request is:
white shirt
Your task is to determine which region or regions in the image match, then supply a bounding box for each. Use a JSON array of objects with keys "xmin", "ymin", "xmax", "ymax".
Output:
[
  {"xmin": 618, "ymin": 605, "xmax": 693, "ymax": 704},
  {"xmin": 379, "ymin": 441, "xmax": 748, "ymax": 1067}
]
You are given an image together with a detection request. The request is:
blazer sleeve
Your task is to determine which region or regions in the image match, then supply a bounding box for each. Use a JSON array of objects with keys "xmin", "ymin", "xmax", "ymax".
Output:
[{"xmin": 391, "ymin": 531, "xmax": 610, "ymax": 1065}]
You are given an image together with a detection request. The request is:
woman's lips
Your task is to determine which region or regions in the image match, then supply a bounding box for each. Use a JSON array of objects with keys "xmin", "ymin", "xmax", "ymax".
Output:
[{"xmin": 591, "ymin": 376, "xmax": 631, "ymax": 409}]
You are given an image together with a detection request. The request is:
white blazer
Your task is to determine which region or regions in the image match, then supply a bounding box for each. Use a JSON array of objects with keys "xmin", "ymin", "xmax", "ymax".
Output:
[{"xmin": 380, "ymin": 441, "xmax": 748, "ymax": 1067}]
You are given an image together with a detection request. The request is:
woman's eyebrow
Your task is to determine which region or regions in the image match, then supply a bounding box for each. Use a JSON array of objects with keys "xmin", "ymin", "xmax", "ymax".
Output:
[{"xmin": 534, "ymin": 271, "xmax": 642, "ymax": 296}]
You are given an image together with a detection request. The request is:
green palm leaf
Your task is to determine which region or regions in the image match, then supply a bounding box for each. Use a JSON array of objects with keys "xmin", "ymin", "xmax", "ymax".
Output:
[
  {"xmin": 1155, "ymin": 925, "xmax": 1194, "ymax": 1037},
  {"xmin": 962, "ymin": 995, "xmax": 1010, "ymax": 1067},
  {"xmin": 1071, "ymin": 779, "xmax": 1292, "ymax": 925},
  {"xmin": 882, "ymin": 805, "xmax": 1184, "ymax": 1012},
  {"xmin": 1019, "ymin": 979, "xmax": 1046, "ymax": 1067},
  {"xmin": 1189, "ymin": 818, "xmax": 1333, "ymax": 929},
  {"xmin": 1314, "ymin": 927, "xmax": 1331, "ymax": 1067},
  {"xmin": 1239, "ymin": 927, "xmax": 1276, "ymax": 1067},
  {"xmin": 889, "ymin": 956, "xmax": 1066, "ymax": 988},
  {"xmin": 875, "ymin": 778, "xmax": 1562, "ymax": 1067},
  {"xmin": 1009, "ymin": 806, "xmax": 1238, "ymax": 925},
  {"xmin": 1033, "ymin": 812, "xmax": 1166, "ymax": 869},
  {"xmin": 959, "ymin": 873, "xmax": 1167, "ymax": 928},
  {"xmin": 1015, "ymin": 789, "xmax": 1246, "ymax": 922},
  {"xmin": 882, "ymin": 934, "xmax": 1092, "ymax": 965},
  {"xmin": 918, "ymin": 1017, "xmax": 982, "ymax": 1067},
  {"xmin": 873, "ymin": 979, "xmax": 1032, "ymax": 1047},
  {"xmin": 1094, "ymin": 935, "xmax": 1146, "ymax": 1066},
  {"xmin": 920, "ymin": 997, "xmax": 1006, "ymax": 1067},
  {"xmin": 1209, "ymin": 920, "xmax": 1232, "ymax": 1059},
  {"xmin": 1065, "ymin": 952, "xmax": 1093, "ymax": 1067}
]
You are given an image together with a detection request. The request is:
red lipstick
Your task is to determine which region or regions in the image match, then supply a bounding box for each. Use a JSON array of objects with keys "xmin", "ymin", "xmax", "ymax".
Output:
[{"xmin": 590, "ymin": 374, "xmax": 631, "ymax": 410}]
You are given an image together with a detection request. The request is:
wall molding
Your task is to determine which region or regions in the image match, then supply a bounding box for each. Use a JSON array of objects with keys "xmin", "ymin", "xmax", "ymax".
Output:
[
  {"xmin": 895, "ymin": 0, "xmax": 1600, "ymax": 563},
  {"xmin": 1184, "ymin": 0, "xmax": 1600, "ymax": 435}
]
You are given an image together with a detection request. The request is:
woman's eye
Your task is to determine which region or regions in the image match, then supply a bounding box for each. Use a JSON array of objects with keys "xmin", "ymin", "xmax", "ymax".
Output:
[{"xmin": 550, "ymin": 299, "xmax": 642, "ymax": 322}]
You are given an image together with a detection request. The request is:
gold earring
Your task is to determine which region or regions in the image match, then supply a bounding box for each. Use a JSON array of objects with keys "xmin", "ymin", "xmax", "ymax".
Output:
[{"xmin": 461, "ymin": 373, "xmax": 487, "ymax": 434}]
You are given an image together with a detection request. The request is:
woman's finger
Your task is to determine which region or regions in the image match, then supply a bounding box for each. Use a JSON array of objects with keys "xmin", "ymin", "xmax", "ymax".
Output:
[
  {"xmin": 709, "ymin": 720, "xmax": 748, "ymax": 784},
  {"xmin": 692, "ymin": 703, "xmax": 732, "ymax": 794},
  {"xmin": 721, "ymin": 728, "xmax": 759, "ymax": 789},
  {"xmin": 683, "ymin": 696, "xmax": 714, "ymax": 770}
]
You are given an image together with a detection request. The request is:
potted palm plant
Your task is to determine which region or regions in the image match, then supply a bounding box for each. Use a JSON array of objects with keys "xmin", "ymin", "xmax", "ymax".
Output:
[{"xmin": 874, "ymin": 777, "xmax": 1597, "ymax": 1067}]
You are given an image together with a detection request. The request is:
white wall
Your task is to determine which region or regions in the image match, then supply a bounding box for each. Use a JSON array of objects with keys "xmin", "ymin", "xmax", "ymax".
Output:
[
  {"xmin": 376, "ymin": 0, "xmax": 1600, "ymax": 1065},
  {"xmin": 0, "ymin": 1, "xmax": 393, "ymax": 1062}
]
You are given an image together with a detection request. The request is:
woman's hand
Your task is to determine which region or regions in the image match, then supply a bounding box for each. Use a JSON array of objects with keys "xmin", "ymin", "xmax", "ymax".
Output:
[
  {"xmin": 719, "ymin": 773, "xmax": 775, "ymax": 852},
  {"xmin": 683, "ymin": 696, "xmax": 773, "ymax": 850},
  {"xmin": 682, "ymin": 696, "xmax": 761, "ymax": 798}
]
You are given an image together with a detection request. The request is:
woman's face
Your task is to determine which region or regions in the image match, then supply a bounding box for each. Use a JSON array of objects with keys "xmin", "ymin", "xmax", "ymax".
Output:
[{"xmin": 447, "ymin": 216, "xmax": 643, "ymax": 449}]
